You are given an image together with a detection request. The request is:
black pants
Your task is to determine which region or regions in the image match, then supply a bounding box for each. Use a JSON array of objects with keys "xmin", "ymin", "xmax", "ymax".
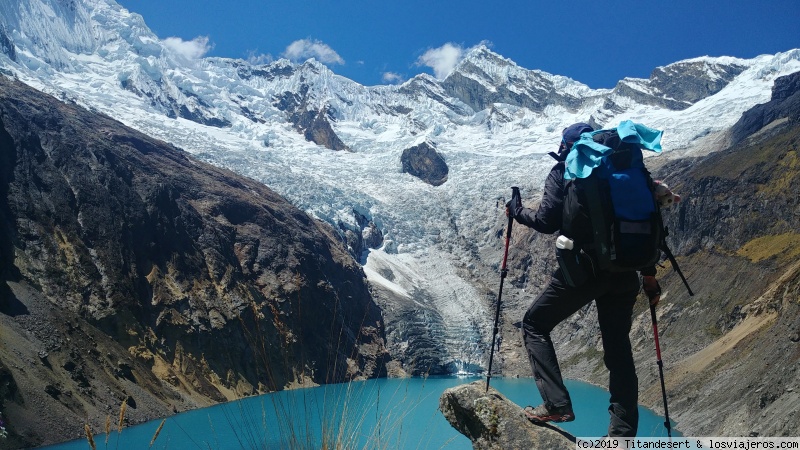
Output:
[{"xmin": 522, "ymin": 269, "xmax": 640, "ymax": 437}]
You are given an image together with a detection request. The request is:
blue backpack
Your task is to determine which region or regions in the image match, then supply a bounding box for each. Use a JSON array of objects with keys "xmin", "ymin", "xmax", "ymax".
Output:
[
  {"xmin": 556, "ymin": 122, "xmax": 669, "ymax": 288},
  {"xmin": 553, "ymin": 121, "xmax": 693, "ymax": 293},
  {"xmin": 563, "ymin": 128, "xmax": 663, "ymax": 268}
]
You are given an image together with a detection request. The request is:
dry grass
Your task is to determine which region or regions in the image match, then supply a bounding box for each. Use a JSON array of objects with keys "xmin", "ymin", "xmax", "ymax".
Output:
[
  {"xmin": 672, "ymin": 311, "xmax": 777, "ymax": 376},
  {"xmin": 736, "ymin": 233, "xmax": 800, "ymax": 263},
  {"xmin": 83, "ymin": 424, "xmax": 96, "ymax": 450},
  {"xmin": 82, "ymin": 398, "xmax": 169, "ymax": 450},
  {"xmin": 757, "ymin": 150, "xmax": 799, "ymax": 196},
  {"xmin": 149, "ymin": 419, "xmax": 166, "ymax": 448},
  {"xmin": 117, "ymin": 399, "xmax": 127, "ymax": 432},
  {"xmin": 78, "ymin": 268, "xmax": 402, "ymax": 450}
]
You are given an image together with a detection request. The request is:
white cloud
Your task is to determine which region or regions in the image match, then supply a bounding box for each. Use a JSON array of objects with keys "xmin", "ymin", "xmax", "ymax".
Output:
[
  {"xmin": 246, "ymin": 51, "xmax": 274, "ymax": 65},
  {"xmin": 382, "ymin": 72, "xmax": 405, "ymax": 84},
  {"xmin": 163, "ymin": 36, "xmax": 212, "ymax": 60},
  {"xmin": 416, "ymin": 42, "xmax": 464, "ymax": 80},
  {"xmin": 283, "ymin": 39, "xmax": 344, "ymax": 65}
]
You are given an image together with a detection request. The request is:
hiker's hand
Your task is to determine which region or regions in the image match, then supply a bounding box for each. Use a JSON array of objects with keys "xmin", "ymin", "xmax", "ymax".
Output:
[
  {"xmin": 643, "ymin": 276, "xmax": 661, "ymax": 306},
  {"xmin": 505, "ymin": 196, "xmax": 522, "ymax": 219},
  {"xmin": 505, "ymin": 201, "xmax": 519, "ymax": 218}
]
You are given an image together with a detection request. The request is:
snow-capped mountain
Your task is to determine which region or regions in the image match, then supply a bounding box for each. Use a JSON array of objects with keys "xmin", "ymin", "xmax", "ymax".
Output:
[{"xmin": 2, "ymin": 0, "xmax": 799, "ymax": 374}]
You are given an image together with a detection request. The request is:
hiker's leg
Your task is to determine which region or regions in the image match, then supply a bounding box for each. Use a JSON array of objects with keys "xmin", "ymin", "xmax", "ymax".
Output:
[
  {"xmin": 522, "ymin": 272, "xmax": 596, "ymax": 408},
  {"xmin": 596, "ymin": 272, "xmax": 640, "ymax": 437}
]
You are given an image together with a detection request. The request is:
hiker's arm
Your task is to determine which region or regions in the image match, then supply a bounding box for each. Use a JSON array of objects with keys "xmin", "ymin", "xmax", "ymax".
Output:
[
  {"xmin": 512, "ymin": 167, "xmax": 563, "ymax": 234},
  {"xmin": 642, "ymin": 266, "xmax": 661, "ymax": 306}
]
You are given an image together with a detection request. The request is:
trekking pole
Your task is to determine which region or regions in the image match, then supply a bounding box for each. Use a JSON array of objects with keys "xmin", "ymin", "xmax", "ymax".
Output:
[
  {"xmin": 486, "ymin": 186, "xmax": 520, "ymax": 392},
  {"xmin": 660, "ymin": 226, "xmax": 694, "ymax": 296},
  {"xmin": 650, "ymin": 303, "xmax": 672, "ymax": 437},
  {"xmin": 661, "ymin": 242, "xmax": 694, "ymax": 296}
]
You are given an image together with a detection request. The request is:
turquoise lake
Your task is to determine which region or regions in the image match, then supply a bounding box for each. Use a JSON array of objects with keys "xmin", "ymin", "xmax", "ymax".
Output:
[{"xmin": 44, "ymin": 377, "xmax": 677, "ymax": 449}]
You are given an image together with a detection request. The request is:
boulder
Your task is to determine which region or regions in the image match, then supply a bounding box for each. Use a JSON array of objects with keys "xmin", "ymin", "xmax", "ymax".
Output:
[
  {"xmin": 439, "ymin": 381, "xmax": 575, "ymax": 450},
  {"xmin": 401, "ymin": 142, "xmax": 448, "ymax": 186}
]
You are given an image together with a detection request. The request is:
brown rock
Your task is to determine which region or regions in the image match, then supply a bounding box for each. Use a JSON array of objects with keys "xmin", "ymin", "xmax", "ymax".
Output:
[{"xmin": 439, "ymin": 381, "xmax": 575, "ymax": 450}]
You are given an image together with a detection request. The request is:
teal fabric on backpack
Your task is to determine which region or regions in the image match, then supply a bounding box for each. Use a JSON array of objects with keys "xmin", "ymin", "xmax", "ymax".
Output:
[
  {"xmin": 565, "ymin": 120, "xmax": 663, "ymax": 180},
  {"xmin": 564, "ymin": 136, "xmax": 612, "ymax": 179},
  {"xmin": 616, "ymin": 120, "xmax": 664, "ymax": 152}
]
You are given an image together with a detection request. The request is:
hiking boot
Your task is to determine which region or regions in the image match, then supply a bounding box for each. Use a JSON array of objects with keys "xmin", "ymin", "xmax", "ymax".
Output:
[{"xmin": 523, "ymin": 403, "xmax": 575, "ymax": 423}]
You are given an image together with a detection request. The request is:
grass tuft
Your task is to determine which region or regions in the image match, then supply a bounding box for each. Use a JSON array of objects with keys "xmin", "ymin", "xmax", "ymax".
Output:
[
  {"xmin": 149, "ymin": 419, "xmax": 166, "ymax": 448},
  {"xmin": 736, "ymin": 233, "xmax": 800, "ymax": 263},
  {"xmin": 83, "ymin": 424, "xmax": 96, "ymax": 450},
  {"xmin": 117, "ymin": 399, "xmax": 127, "ymax": 433}
]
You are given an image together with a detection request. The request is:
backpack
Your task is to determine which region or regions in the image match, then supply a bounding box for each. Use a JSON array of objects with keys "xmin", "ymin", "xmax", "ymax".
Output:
[{"xmin": 556, "ymin": 125, "xmax": 669, "ymax": 287}]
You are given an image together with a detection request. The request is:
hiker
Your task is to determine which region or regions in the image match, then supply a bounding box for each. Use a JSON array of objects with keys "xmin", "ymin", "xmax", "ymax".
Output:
[{"xmin": 506, "ymin": 122, "xmax": 663, "ymax": 437}]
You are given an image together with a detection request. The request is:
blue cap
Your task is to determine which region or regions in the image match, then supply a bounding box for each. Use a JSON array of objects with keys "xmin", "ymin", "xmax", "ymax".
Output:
[{"xmin": 562, "ymin": 122, "xmax": 594, "ymax": 145}]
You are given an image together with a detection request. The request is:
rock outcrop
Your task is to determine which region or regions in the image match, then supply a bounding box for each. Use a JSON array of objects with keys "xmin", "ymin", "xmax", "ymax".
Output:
[
  {"xmin": 613, "ymin": 59, "xmax": 748, "ymax": 111},
  {"xmin": 439, "ymin": 381, "xmax": 575, "ymax": 450},
  {"xmin": 273, "ymin": 64, "xmax": 350, "ymax": 151},
  {"xmin": 338, "ymin": 209, "xmax": 384, "ymax": 262},
  {"xmin": 288, "ymin": 104, "xmax": 350, "ymax": 151},
  {"xmin": 440, "ymin": 45, "xmax": 588, "ymax": 113},
  {"xmin": 401, "ymin": 141, "xmax": 449, "ymax": 186},
  {"xmin": 0, "ymin": 76, "xmax": 388, "ymax": 445}
]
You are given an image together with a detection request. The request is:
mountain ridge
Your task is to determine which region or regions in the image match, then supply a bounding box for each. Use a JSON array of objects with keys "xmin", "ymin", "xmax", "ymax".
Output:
[
  {"xmin": 0, "ymin": 75, "xmax": 388, "ymax": 446},
  {"xmin": 2, "ymin": 0, "xmax": 799, "ymax": 380},
  {"xmin": 2, "ymin": 0, "xmax": 800, "ymax": 442}
]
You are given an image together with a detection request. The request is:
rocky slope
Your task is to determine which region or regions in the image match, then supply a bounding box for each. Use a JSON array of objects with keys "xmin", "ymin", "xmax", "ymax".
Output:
[
  {"xmin": 640, "ymin": 75, "xmax": 800, "ymax": 435},
  {"xmin": 0, "ymin": 76, "xmax": 389, "ymax": 446},
  {"xmin": 484, "ymin": 71, "xmax": 800, "ymax": 437}
]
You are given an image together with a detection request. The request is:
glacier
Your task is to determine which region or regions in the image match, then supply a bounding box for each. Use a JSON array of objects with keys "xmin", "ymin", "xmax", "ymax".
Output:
[{"xmin": 1, "ymin": 0, "xmax": 799, "ymax": 374}]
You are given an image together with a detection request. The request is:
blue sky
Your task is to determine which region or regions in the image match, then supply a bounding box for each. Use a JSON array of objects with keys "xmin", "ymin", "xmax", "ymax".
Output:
[{"xmin": 117, "ymin": 0, "xmax": 800, "ymax": 89}]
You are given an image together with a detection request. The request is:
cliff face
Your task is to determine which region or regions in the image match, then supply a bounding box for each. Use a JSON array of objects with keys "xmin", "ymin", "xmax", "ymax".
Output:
[
  {"xmin": 729, "ymin": 71, "xmax": 800, "ymax": 145},
  {"xmin": 0, "ymin": 76, "xmax": 388, "ymax": 445},
  {"xmin": 591, "ymin": 76, "xmax": 800, "ymax": 436},
  {"xmin": 640, "ymin": 105, "xmax": 800, "ymax": 436}
]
